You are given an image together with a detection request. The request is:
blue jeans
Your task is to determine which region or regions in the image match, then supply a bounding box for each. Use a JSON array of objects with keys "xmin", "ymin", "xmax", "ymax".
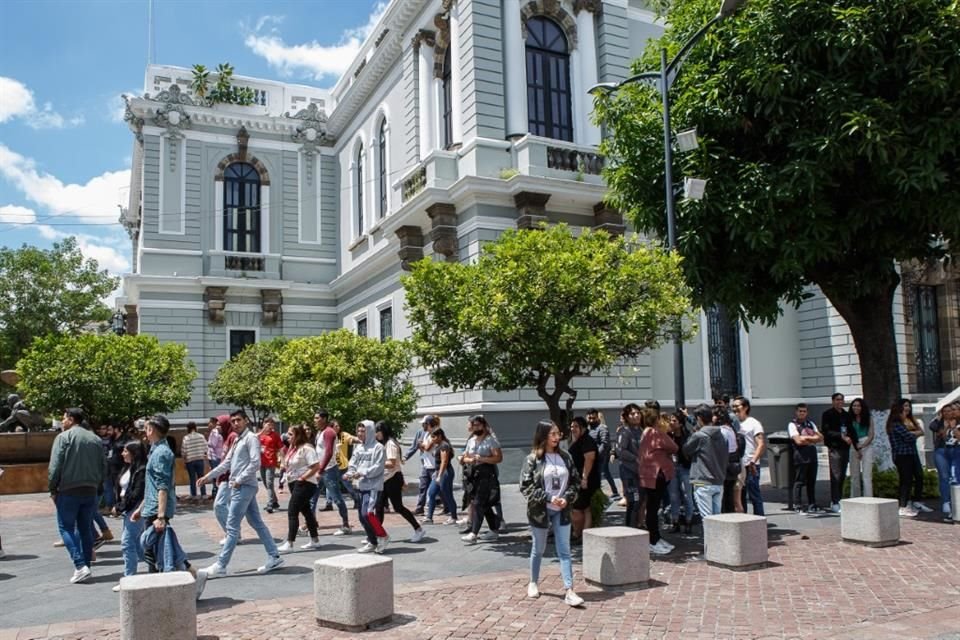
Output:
[
  {"xmin": 668, "ymin": 465, "xmax": 694, "ymax": 522},
  {"xmin": 217, "ymin": 483, "xmax": 279, "ymax": 568},
  {"xmin": 186, "ymin": 460, "xmax": 206, "ymax": 497},
  {"xmin": 322, "ymin": 467, "xmax": 350, "ymax": 526},
  {"xmin": 416, "ymin": 465, "xmax": 433, "ymax": 510},
  {"xmin": 743, "ymin": 466, "xmax": 765, "ymax": 516},
  {"xmin": 530, "ymin": 510, "xmax": 573, "ymax": 589},
  {"xmin": 260, "ymin": 467, "xmax": 277, "ymax": 507},
  {"xmin": 214, "ymin": 482, "xmax": 231, "ymax": 532},
  {"xmin": 357, "ymin": 489, "xmax": 382, "ymax": 545},
  {"xmin": 121, "ymin": 511, "xmax": 145, "ymax": 576},
  {"xmin": 934, "ymin": 447, "xmax": 960, "ymax": 512},
  {"xmin": 56, "ymin": 494, "xmax": 97, "ymax": 569},
  {"xmin": 427, "ymin": 469, "xmax": 457, "ymax": 520},
  {"xmin": 693, "ymin": 484, "xmax": 723, "ymax": 518}
]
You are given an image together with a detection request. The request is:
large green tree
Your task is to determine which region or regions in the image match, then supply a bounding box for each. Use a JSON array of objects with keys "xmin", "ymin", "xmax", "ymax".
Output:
[
  {"xmin": 209, "ymin": 337, "xmax": 286, "ymax": 427},
  {"xmin": 0, "ymin": 238, "xmax": 118, "ymax": 369},
  {"xmin": 264, "ymin": 330, "xmax": 417, "ymax": 434},
  {"xmin": 595, "ymin": 0, "xmax": 960, "ymax": 407},
  {"xmin": 17, "ymin": 333, "xmax": 196, "ymax": 426},
  {"xmin": 402, "ymin": 224, "xmax": 695, "ymax": 427}
]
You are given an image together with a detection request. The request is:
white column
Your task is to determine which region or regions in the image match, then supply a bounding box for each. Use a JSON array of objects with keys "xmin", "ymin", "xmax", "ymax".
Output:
[
  {"xmin": 571, "ymin": 46, "xmax": 584, "ymax": 144},
  {"xmin": 214, "ymin": 179, "xmax": 223, "ymax": 250},
  {"xmin": 449, "ymin": 3, "xmax": 463, "ymax": 144},
  {"xmin": 577, "ymin": 8, "xmax": 601, "ymax": 146},
  {"xmin": 503, "ymin": 0, "xmax": 526, "ymax": 138},
  {"xmin": 433, "ymin": 77, "xmax": 445, "ymax": 149},
  {"xmin": 260, "ymin": 185, "xmax": 270, "ymax": 254},
  {"xmin": 418, "ymin": 43, "xmax": 436, "ymax": 158}
]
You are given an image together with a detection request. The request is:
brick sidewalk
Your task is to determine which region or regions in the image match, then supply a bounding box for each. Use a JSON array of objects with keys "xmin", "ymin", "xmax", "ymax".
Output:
[{"xmin": 3, "ymin": 517, "xmax": 959, "ymax": 640}]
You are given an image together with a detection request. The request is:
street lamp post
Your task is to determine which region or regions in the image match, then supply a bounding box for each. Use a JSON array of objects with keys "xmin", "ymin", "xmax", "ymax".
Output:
[{"xmin": 590, "ymin": 0, "xmax": 746, "ymax": 410}]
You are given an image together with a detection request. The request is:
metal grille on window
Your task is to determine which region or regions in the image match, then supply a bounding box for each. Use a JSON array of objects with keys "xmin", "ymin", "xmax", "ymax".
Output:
[
  {"xmin": 441, "ymin": 49, "xmax": 453, "ymax": 149},
  {"xmin": 706, "ymin": 304, "xmax": 742, "ymax": 398},
  {"xmin": 223, "ymin": 163, "xmax": 260, "ymax": 253},
  {"xmin": 379, "ymin": 307, "xmax": 392, "ymax": 342},
  {"xmin": 525, "ymin": 17, "xmax": 572, "ymax": 142},
  {"xmin": 357, "ymin": 317, "xmax": 367, "ymax": 338},
  {"xmin": 229, "ymin": 330, "xmax": 256, "ymax": 360},
  {"xmin": 912, "ymin": 285, "xmax": 943, "ymax": 394}
]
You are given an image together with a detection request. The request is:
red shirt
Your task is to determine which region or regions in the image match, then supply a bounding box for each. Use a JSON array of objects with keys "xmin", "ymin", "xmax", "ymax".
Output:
[{"xmin": 259, "ymin": 430, "xmax": 283, "ymax": 468}]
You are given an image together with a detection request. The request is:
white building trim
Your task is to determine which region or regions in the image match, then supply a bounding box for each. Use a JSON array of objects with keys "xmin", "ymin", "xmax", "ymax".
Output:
[
  {"xmin": 141, "ymin": 247, "xmax": 204, "ymax": 256},
  {"xmin": 214, "ymin": 180, "xmax": 224, "ymax": 251},
  {"xmin": 503, "ymin": 0, "xmax": 526, "ymax": 137},
  {"xmin": 282, "ymin": 255, "xmax": 337, "ymax": 264},
  {"xmin": 261, "ymin": 184, "xmax": 271, "ymax": 254}
]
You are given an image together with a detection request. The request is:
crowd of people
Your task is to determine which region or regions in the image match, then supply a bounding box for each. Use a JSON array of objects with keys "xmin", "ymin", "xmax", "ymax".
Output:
[{"xmin": 8, "ymin": 391, "xmax": 958, "ymax": 607}]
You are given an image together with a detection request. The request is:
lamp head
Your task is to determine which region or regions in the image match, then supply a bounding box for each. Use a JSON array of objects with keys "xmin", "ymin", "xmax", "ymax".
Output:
[
  {"xmin": 719, "ymin": 0, "xmax": 746, "ymax": 17},
  {"xmin": 588, "ymin": 82, "xmax": 619, "ymax": 96},
  {"xmin": 683, "ymin": 177, "xmax": 708, "ymax": 201}
]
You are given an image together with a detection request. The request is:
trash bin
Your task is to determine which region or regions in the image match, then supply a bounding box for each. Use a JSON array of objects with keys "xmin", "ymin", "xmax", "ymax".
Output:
[{"xmin": 766, "ymin": 432, "xmax": 792, "ymax": 490}]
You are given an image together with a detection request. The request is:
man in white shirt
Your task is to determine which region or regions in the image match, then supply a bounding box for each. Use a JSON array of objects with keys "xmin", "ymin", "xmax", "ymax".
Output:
[{"xmin": 733, "ymin": 397, "xmax": 766, "ymax": 516}]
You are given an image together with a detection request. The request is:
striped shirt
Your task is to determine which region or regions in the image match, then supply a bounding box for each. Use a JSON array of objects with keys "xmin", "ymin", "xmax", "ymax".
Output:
[{"xmin": 181, "ymin": 432, "xmax": 208, "ymax": 463}]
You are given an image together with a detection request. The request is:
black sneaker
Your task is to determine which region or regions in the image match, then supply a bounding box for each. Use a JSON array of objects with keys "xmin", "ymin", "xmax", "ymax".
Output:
[
  {"xmin": 265, "ymin": 506, "xmax": 274, "ymax": 514},
  {"xmin": 321, "ymin": 504, "xmax": 333, "ymax": 512}
]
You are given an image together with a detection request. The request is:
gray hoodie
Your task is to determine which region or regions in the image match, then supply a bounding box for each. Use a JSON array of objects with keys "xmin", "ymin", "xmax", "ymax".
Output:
[
  {"xmin": 682, "ymin": 425, "xmax": 728, "ymax": 486},
  {"xmin": 347, "ymin": 419, "xmax": 385, "ymax": 492}
]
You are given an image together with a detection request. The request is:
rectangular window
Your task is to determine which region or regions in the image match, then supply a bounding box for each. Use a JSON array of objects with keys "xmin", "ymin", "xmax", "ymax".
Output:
[
  {"xmin": 228, "ymin": 329, "xmax": 257, "ymax": 360},
  {"xmin": 379, "ymin": 306, "xmax": 392, "ymax": 342},
  {"xmin": 356, "ymin": 317, "xmax": 368, "ymax": 338}
]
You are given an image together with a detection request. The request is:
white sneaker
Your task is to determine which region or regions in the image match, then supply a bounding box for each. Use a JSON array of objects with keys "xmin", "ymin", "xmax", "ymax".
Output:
[
  {"xmin": 456, "ymin": 517, "xmax": 470, "ymax": 525},
  {"xmin": 527, "ymin": 582, "xmax": 540, "ymax": 599},
  {"xmin": 333, "ymin": 526, "xmax": 352, "ymax": 536},
  {"xmin": 912, "ymin": 501, "xmax": 933, "ymax": 513},
  {"xmin": 202, "ymin": 562, "xmax": 227, "ymax": 578},
  {"xmin": 300, "ymin": 539, "xmax": 322, "ymax": 550},
  {"xmin": 478, "ymin": 531, "xmax": 499, "ymax": 542},
  {"xmin": 357, "ymin": 541, "xmax": 376, "ymax": 553},
  {"xmin": 111, "ymin": 584, "xmax": 121, "ymax": 593},
  {"xmin": 257, "ymin": 555, "xmax": 284, "ymax": 574},
  {"xmin": 276, "ymin": 541, "xmax": 293, "ymax": 554},
  {"xmin": 830, "ymin": 503, "xmax": 842, "ymax": 514},
  {"xmin": 564, "ymin": 589, "xmax": 585, "ymax": 607},
  {"xmin": 658, "ymin": 538, "xmax": 675, "ymax": 551},
  {"xmin": 409, "ymin": 528, "xmax": 426, "ymax": 543},
  {"xmin": 899, "ymin": 506, "xmax": 919, "ymax": 518},
  {"xmin": 375, "ymin": 535, "xmax": 390, "ymax": 554},
  {"xmin": 649, "ymin": 541, "xmax": 670, "ymax": 555},
  {"xmin": 419, "ymin": 517, "xmax": 434, "ymax": 524},
  {"xmin": 297, "ymin": 527, "xmax": 308, "ymax": 537},
  {"xmin": 70, "ymin": 566, "xmax": 92, "ymax": 584},
  {"xmin": 194, "ymin": 570, "xmax": 207, "ymax": 601},
  {"xmin": 442, "ymin": 517, "xmax": 458, "ymax": 525},
  {"xmin": 461, "ymin": 532, "xmax": 478, "ymax": 545}
]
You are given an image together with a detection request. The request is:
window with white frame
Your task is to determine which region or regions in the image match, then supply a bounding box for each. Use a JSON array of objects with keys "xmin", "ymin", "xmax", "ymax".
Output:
[
  {"xmin": 525, "ymin": 16, "xmax": 573, "ymax": 142},
  {"xmin": 355, "ymin": 143, "xmax": 365, "ymax": 236},
  {"xmin": 223, "ymin": 163, "xmax": 261, "ymax": 252},
  {"xmin": 379, "ymin": 306, "xmax": 393, "ymax": 342},
  {"xmin": 356, "ymin": 316, "xmax": 368, "ymax": 338},
  {"xmin": 228, "ymin": 329, "xmax": 257, "ymax": 360}
]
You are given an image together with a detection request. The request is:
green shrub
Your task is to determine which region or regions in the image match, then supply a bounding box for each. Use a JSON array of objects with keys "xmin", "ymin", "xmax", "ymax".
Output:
[
  {"xmin": 843, "ymin": 467, "xmax": 940, "ymax": 499},
  {"xmin": 590, "ymin": 489, "xmax": 610, "ymax": 526}
]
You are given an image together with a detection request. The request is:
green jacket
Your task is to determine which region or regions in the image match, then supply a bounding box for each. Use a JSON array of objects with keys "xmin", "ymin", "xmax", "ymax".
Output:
[
  {"xmin": 48, "ymin": 426, "xmax": 106, "ymax": 495},
  {"xmin": 519, "ymin": 449, "xmax": 580, "ymax": 529}
]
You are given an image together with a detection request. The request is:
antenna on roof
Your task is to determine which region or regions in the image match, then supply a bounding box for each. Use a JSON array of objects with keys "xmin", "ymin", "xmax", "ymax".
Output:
[{"xmin": 147, "ymin": 0, "xmax": 155, "ymax": 65}]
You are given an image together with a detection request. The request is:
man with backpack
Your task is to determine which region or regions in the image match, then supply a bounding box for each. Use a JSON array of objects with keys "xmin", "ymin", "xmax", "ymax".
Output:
[{"xmin": 788, "ymin": 403, "xmax": 823, "ymax": 514}]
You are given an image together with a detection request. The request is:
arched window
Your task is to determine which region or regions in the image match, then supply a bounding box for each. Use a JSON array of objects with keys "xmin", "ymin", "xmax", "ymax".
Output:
[
  {"xmin": 525, "ymin": 16, "xmax": 572, "ymax": 142},
  {"xmin": 356, "ymin": 143, "xmax": 365, "ymax": 236},
  {"xmin": 223, "ymin": 162, "xmax": 261, "ymax": 252},
  {"xmin": 378, "ymin": 120, "xmax": 388, "ymax": 219},
  {"xmin": 441, "ymin": 48, "xmax": 453, "ymax": 149}
]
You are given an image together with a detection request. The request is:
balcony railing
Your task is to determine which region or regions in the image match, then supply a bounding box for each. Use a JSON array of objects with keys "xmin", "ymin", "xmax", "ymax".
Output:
[
  {"xmin": 402, "ymin": 166, "xmax": 427, "ymax": 203},
  {"xmin": 225, "ymin": 255, "xmax": 265, "ymax": 272},
  {"xmin": 546, "ymin": 146, "xmax": 604, "ymax": 175},
  {"xmin": 513, "ymin": 135, "xmax": 606, "ymax": 184}
]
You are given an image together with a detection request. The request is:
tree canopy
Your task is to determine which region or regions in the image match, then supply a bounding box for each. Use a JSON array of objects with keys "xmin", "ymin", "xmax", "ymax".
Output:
[
  {"xmin": 0, "ymin": 238, "xmax": 118, "ymax": 369},
  {"xmin": 595, "ymin": 0, "xmax": 960, "ymax": 405},
  {"xmin": 402, "ymin": 224, "xmax": 695, "ymax": 426},
  {"xmin": 264, "ymin": 330, "xmax": 417, "ymax": 435},
  {"xmin": 209, "ymin": 337, "xmax": 286, "ymax": 427},
  {"xmin": 17, "ymin": 333, "xmax": 196, "ymax": 426}
]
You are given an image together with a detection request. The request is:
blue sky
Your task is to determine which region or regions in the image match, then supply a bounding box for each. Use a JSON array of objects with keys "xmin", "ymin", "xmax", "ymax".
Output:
[{"xmin": 0, "ymin": 0, "xmax": 384, "ymax": 294}]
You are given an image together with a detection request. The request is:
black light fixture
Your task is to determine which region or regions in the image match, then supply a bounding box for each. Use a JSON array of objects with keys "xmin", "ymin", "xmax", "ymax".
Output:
[{"xmin": 111, "ymin": 309, "xmax": 127, "ymax": 336}]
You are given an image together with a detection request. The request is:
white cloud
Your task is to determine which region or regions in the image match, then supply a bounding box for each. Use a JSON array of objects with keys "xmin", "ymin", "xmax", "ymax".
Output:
[
  {"xmin": 0, "ymin": 143, "xmax": 130, "ymax": 223},
  {"xmin": 0, "ymin": 77, "xmax": 83, "ymax": 129},
  {"xmin": 36, "ymin": 224, "xmax": 131, "ymax": 277},
  {"xmin": 108, "ymin": 90, "xmax": 141, "ymax": 123},
  {"xmin": 0, "ymin": 204, "xmax": 37, "ymax": 224},
  {"xmin": 244, "ymin": 3, "xmax": 389, "ymax": 83}
]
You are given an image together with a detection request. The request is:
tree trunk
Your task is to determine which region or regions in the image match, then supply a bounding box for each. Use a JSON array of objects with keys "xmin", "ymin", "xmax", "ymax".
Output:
[
  {"xmin": 820, "ymin": 278, "xmax": 902, "ymax": 410},
  {"xmin": 536, "ymin": 373, "xmax": 578, "ymax": 435}
]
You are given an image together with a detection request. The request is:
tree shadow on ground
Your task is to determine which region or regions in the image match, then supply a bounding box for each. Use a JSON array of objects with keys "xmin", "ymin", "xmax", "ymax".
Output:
[
  {"xmin": 582, "ymin": 579, "xmax": 669, "ymax": 602},
  {"xmin": 0, "ymin": 573, "xmax": 14, "ymax": 581},
  {"xmin": 197, "ymin": 596, "xmax": 243, "ymax": 613},
  {"xmin": 0, "ymin": 553, "xmax": 38, "ymax": 561},
  {"xmin": 369, "ymin": 613, "xmax": 417, "ymax": 631}
]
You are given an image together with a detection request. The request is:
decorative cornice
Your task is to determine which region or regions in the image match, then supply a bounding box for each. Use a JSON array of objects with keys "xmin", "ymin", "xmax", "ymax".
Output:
[
  {"xmin": 286, "ymin": 102, "xmax": 331, "ymax": 157},
  {"xmin": 149, "ymin": 84, "xmax": 193, "ymax": 138},
  {"xmin": 433, "ymin": 15, "xmax": 451, "ymax": 78},
  {"xmin": 572, "ymin": 0, "xmax": 603, "ymax": 16},
  {"xmin": 123, "ymin": 96, "xmax": 145, "ymax": 144},
  {"xmin": 412, "ymin": 28, "xmax": 436, "ymax": 52}
]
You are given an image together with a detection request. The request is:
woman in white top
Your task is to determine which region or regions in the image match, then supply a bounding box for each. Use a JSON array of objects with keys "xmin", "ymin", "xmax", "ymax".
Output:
[
  {"xmin": 374, "ymin": 422, "xmax": 425, "ymax": 542},
  {"xmin": 519, "ymin": 420, "xmax": 584, "ymax": 607},
  {"xmin": 277, "ymin": 425, "xmax": 322, "ymax": 553}
]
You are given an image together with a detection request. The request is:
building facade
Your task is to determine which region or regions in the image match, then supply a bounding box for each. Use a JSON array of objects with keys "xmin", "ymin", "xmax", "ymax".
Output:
[{"xmin": 119, "ymin": 0, "xmax": 957, "ymax": 450}]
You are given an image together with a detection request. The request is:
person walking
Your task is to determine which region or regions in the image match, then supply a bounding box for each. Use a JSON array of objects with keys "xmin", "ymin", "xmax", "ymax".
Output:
[
  {"xmin": 929, "ymin": 401, "xmax": 960, "ymax": 522},
  {"xmin": 196, "ymin": 410, "xmax": 283, "ymax": 578},
  {"xmin": 902, "ymin": 399, "xmax": 933, "ymax": 514},
  {"xmin": 667, "ymin": 411, "xmax": 694, "ymax": 533},
  {"xmin": 821, "ymin": 392, "xmax": 852, "ymax": 513},
  {"xmin": 111, "ymin": 441, "xmax": 146, "ymax": 591},
  {"xmin": 888, "ymin": 401, "xmax": 921, "ymax": 518},
  {"xmin": 586, "ymin": 409, "xmax": 619, "ymax": 500},
  {"xmin": 313, "ymin": 413, "xmax": 352, "ymax": 536},
  {"xmin": 374, "ymin": 422, "xmax": 425, "ymax": 543},
  {"xmin": 520, "ymin": 420, "xmax": 584, "ymax": 607},
  {"xmin": 181, "ymin": 422, "xmax": 208, "ymax": 502},
  {"xmin": 345, "ymin": 420, "xmax": 389, "ymax": 553},
  {"xmin": 459, "ymin": 415, "xmax": 503, "ymax": 545},
  {"xmin": 277, "ymin": 425, "xmax": 322, "ymax": 553},
  {"xmin": 206, "ymin": 417, "xmax": 224, "ymax": 499},
  {"xmin": 616, "ymin": 403, "xmax": 644, "ymax": 528},
  {"xmin": 212, "ymin": 415, "xmax": 236, "ymax": 537},
  {"xmin": 568, "ymin": 416, "xmax": 600, "ymax": 542},
  {"xmin": 788, "ymin": 404, "xmax": 823, "ymax": 514},
  {"xmin": 422, "ymin": 428, "xmax": 460, "ymax": 525},
  {"xmin": 733, "ymin": 397, "xmax": 766, "ymax": 516},
  {"xmin": 48, "ymin": 408, "xmax": 105, "ymax": 584},
  {"xmin": 638, "ymin": 408, "xmax": 677, "ymax": 555},
  {"xmin": 848, "ymin": 398, "xmax": 875, "ymax": 498},
  {"xmin": 404, "ymin": 415, "xmax": 438, "ymax": 515},
  {"xmin": 258, "ymin": 417, "xmax": 283, "ymax": 513},
  {"xmin": 683, "ymin": 404, "xmax": 728, "ymax": 520}
]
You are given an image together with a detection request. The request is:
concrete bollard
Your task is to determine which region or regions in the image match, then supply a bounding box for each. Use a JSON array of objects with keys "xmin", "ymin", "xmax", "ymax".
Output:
[
  {"xmin": 314, "ymin": 554, "xmax": 393, "ymax": 631},
  {"xmin": 840, "ymin": 497, "xmax": 900, "ymax": 547},
  {"xmin": 703, "ymin": 513, "xmax": 768, "ymax": 570},
  {"xmin": 582, "ymin": 526, "xmax": 649, "ymax": 589},
  {"xmin": 119, "ymin": 572, "xmax": 197, "ymax": 640},
  {"xmin": 952, "ymin": 485, "xmax": 960, "ymax": 522}
]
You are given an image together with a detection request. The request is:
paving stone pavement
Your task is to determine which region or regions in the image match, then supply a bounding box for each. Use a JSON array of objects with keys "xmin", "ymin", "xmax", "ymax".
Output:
[{"xmin": 1, "ymin": 485, "xmax": 959, "ymax": 639}]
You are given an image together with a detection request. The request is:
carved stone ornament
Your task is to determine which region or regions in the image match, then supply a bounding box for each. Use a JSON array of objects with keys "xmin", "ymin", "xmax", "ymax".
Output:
[
  {"xmin": 287, "ymin": 102, "xmax": 331, "ymax": 158},
  {"xmin": 236, "ymin": 126, "xmax": 250, "ymax": 160},
  {"xmin": 433, "ymin": 14, "xmax": 451, "ymax": 78},
  {"xmin": 572, "ymin": 0, "xmax": 603, "ymax": 16},
  {"xmin": 261, "ymin": 289, "xmax": 282, "ymax": 324},
  {"xmin": 514, "ymin": 191, "xmax": 551, "ymax": 230},
  {"xmin": 151, "ymin": 84, "xmax": 192, "ymax": 139},
  {"xmin": 520, "ymin": 0, "xmax": 578, "ymax": 49},
  {"xmin": 396, "ymin": 225, "xmax": 426, "ymax": 271},
  {"xmin": 204, "ymin": 286, "xmax": 227, "ymax": 323},
  {"xmin": 122, "ymin": 96, "xmax": 144, "ymax": 144},
  {"xmin": 412, "ymin": 28, "xmax": 436, "ymax": 51},
  {"xmin": 426, "ymin": 203, "xmax": 458, "ymax": 262}
]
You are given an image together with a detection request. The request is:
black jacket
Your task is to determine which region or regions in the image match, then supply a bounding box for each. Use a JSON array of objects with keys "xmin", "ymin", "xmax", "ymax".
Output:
[
  {"xmin": 115, "ymin": 465, "xmax": 146, "ymax": 515},
  {"xmin": 821, "ymin": 408, "xmax": 852, "ymax": 450}
]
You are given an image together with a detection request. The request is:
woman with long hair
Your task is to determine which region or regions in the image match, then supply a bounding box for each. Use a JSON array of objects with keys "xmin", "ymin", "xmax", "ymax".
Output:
[
  {"xmin": 901, "ymin": 399, "xmax": 932, "ymax": 513},
  {"xmin": 520, "ymin": 420, "xmax": 584, "ymax": 607},
  {"xmin": 617, "ymin": 403, "xmax": 644, "ymax": 528},
  {"xmin": 666, "ymin": 410, "xmax": 694, "ymax": 534},
  {"xmin": 112, "ymin": 441, "xmax": 147, "ymax": 590},
  {"xmin": 375, "ymin": 422, "xmax": 425, "ymax": 542},
  {"xmin": 460, "ymin": 415, "xmax": 503, "ymax": 544},
  {"xmin": 422, "ymin": 428, "xmax": 460, "ymax": 525},
  {"xmin": 887, "ymin": 401, "xmax": 921, "ymax": 518},
  {"xmin": 929, "ymin": 401, "xmax": 960, "ymax": 522},
  {"xmin": 638, "ymin": 408, "xmax": 678, "ymax": 555},
  {"xmin": 277, "ymin": 425, "xmax": 322, "ymax": 553},
  {"xmin": 848, "ymin": 398, "xmax": 875, "ymax": 498},
  {"xmin": 567, "ymin": 416, "xmax": 599, "ymax": 543}
]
